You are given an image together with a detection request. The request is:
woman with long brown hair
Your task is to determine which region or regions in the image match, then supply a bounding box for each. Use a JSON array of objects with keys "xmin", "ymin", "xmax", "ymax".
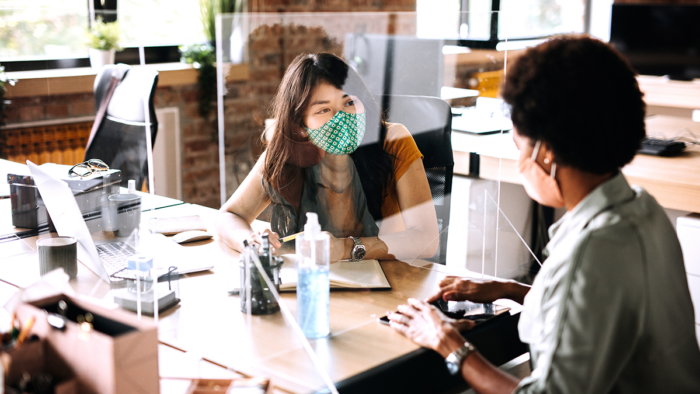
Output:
[{"xmin": 218, "ymin": 52, "xmax": 438, "ymax": 262}]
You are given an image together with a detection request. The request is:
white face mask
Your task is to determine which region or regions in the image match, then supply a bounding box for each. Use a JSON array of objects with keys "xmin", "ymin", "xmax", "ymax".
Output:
[{"xmin": 518, "ymin": 140, "xmax": 565, "ymax": 208}]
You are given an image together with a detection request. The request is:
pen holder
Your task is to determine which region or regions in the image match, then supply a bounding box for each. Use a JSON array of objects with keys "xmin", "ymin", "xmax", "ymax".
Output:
[{"xmin": 239, "ymin": 256, "xmax": 283, "ymax": 315}]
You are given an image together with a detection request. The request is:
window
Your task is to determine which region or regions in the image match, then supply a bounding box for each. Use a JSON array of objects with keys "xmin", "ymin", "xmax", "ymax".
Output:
[
  {"xmin": 415, "ymin": 0, "xmax": 586, "ymax": 45},
  {"xmin": 0, "ymin": 1, "xmax": 89, "ymax": 62},
  {"xmin": 0, "ymin": 0, "xmax": 206, "ymax": 70},
  {"xmin": 118, "ymin": 0, "xmax": 205, "ymax": 47},
  {"xmin": 499, "ymin": 0, "xmax": 585, "ymax": 40}
]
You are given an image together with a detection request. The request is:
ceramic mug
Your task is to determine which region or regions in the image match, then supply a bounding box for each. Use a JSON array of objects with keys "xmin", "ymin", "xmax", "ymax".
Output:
[
  {"xmin": 37, "ymin": 236, "xmax": 78, "ymax": 279},
  {"xmin": 107, "ymin": 193, "xmax": 142, "ymax": 237}
]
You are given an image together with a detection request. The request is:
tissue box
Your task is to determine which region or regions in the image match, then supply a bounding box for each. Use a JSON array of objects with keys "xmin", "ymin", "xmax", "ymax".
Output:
[
  {"xmin": 14, "ymin": 293, "xmax": 158, "ymax": 394},
  {"xmin": 7, "ymin": 164, "xmax": 121, "ymax": 230}
]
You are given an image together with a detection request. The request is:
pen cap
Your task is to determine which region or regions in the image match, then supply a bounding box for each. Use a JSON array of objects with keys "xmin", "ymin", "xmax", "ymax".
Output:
[
  {"xmin": 303, "ymin": 212, "xmax": 322, "ymax": 240},
  {"xmin": 128, "ymin": 255, "xmax": 153, "ymax": 271}
]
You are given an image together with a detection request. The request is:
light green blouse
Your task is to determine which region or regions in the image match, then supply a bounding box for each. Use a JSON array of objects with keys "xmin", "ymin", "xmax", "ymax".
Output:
[{"xmin": 515, "ymin": 173, "xmax": 700, "ymax": 393}]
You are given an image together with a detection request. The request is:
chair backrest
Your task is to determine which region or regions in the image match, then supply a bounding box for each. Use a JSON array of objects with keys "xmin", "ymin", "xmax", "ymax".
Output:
[
  {"xmin": 379, "ymin": 95, "xmax": 453, "ymax": 265},
  {"xmin": 86, "ymin": 64, "xmax": 159, "ymax": 189}
]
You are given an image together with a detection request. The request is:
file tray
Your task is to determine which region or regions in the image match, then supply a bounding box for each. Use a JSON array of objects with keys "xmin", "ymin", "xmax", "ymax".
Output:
[
  {"xmin": 15, "ymin": 293, "xmax": 158, "ymax": 394},
  {"xmin": 7, "ymin": 164, "xmax": 121, "ymax": 230}
]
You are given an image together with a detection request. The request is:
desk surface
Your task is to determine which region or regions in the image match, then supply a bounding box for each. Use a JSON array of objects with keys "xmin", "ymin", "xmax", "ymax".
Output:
[
  {"xmin": 0, "ymin": 202, "xmax": 525, "ymax": 393},
  {"xmin": 453, "ymin": 115, "xmax": 700, "ymax": 213}
]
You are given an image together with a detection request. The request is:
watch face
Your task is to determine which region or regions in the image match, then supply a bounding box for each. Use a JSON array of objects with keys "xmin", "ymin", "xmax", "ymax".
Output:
[
  {"xmin": 446, "ymin": 360, "xmax": 459, "ymax": 375},
  {"xmin": 356, "ymin": 247, "xmax": 366, "ymax": 260}
]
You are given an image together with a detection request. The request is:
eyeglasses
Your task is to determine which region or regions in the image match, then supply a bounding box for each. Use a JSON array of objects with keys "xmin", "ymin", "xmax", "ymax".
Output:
[{"xmin": 68, "ymin": 159, "xmax": 110, "ymax": 178}]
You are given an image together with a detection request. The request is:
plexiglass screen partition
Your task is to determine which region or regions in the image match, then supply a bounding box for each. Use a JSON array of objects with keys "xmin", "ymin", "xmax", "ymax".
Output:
[{"xmin": 211, "ymin": 11, "xmax": 563, "ymax": 391}]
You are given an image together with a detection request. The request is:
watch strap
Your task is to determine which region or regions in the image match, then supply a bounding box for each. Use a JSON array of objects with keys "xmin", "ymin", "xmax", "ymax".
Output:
[{"xmin": 445, "ymin": 341, "xmax": 475, "ymax": 375}]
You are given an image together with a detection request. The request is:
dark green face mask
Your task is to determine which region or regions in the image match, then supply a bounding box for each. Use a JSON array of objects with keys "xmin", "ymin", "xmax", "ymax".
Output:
[{"xmin": 305, "ymin": 111, "xmax": 366, "ymax": 155}]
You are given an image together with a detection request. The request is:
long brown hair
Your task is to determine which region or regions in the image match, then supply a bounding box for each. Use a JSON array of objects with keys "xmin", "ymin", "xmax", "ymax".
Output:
[{"xmin": 263, "ymin": 53, "xmax": 394, "ymax": 220}]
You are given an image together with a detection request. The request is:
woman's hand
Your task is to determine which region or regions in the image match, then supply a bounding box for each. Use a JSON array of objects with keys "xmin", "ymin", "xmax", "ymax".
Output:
[
  {"xmin": 426, "ymin": 277, "xmax": 508, "ymax": 304},
  {"xmin": 247, "ymin": 229, "xmax": 281, "ymax": 251},
  {"xmin": 388, "ymin": 298, "xmax": 474, "ymax": 358},
  {"xmin": 326, "ymin": 231, "xmax": 348, "ymax": 262}
]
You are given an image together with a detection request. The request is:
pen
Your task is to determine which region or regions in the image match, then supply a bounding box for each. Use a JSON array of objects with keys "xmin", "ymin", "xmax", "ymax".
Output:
[
  {"xmin": 16, "ymin": 316, "xmax": 35, "ymax": 348},
  {"xmin": 281, "ymin": 232, "xmax": 304, "ymax": 244}
]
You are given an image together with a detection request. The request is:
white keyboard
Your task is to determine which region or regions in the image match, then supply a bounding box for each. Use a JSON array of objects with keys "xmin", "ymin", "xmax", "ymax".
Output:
[{"xmin": 96, "ymin": 242, "xmax": 137, "ymax": 277}]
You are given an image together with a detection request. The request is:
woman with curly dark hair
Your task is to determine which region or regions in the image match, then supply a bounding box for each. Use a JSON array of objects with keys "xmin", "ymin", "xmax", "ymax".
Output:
[{"xmin": 389, "ymin": 35, "xmax": 700, "ymax": 393}]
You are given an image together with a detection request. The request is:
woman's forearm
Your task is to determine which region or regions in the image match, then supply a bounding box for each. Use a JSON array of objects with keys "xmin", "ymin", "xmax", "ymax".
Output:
[
  {"xmin": 346, "ymin": 228, "xmax": 437, "ymax": 261},
  {"xmin": 217, "ymin": 210, "xmax": 255, "ymax": 252}
]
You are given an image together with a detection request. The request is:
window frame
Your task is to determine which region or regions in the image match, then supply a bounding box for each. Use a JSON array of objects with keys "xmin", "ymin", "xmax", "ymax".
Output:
[{"xmin": 1, "ymin": 0, "xmax": 183, "ymax": 72}]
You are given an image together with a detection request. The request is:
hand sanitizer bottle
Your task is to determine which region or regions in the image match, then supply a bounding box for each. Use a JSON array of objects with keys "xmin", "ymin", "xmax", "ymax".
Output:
[{"xmin": 296, "ymin": 212, "xmax": 330, "ymax": 338}]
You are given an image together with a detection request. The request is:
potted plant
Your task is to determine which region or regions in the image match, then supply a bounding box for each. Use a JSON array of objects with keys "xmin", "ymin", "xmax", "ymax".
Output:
[{"xmin": 85, "ymin": 19, "xmax": 123, "ymax": 69}]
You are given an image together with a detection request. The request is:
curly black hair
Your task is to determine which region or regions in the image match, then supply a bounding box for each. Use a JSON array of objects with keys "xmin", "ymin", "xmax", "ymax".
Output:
[{"xmin": 501, "ymin": 35, "xmax": 646, "ymax": 174}]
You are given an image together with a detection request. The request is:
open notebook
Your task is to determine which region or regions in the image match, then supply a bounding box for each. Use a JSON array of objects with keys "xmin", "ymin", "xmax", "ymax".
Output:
[{"xmin": 278, "ymin": 254, "xmax": 391, "ymax": 291}]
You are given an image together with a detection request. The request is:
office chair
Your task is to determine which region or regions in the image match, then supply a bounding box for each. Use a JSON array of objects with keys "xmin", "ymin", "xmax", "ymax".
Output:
[
  {"xmin": 85, "ymin": 64, "xmax": 159, "ymax": 189},
  {"xmin": 380, "ymin": 95, "xmax": 454, "ymax": 265}
]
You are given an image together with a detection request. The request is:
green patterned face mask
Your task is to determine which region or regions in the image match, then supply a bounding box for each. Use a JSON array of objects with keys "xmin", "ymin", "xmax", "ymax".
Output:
[{"xmin": 305, "ymin": 111, "xmax": 366, "ymax": 155}]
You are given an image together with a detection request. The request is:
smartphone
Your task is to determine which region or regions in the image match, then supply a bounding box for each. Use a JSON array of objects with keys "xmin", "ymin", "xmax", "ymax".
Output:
[
  {"xmin": 378, "ymin": 302, "xmax": 509, "ymax": 326},
  {"xmin": 378, "ymin": 315, "xmax": 391, "ymax": 325},
  {"xmin": 432, "ymin": 299, "xmax": 509, "ymax": 322}
]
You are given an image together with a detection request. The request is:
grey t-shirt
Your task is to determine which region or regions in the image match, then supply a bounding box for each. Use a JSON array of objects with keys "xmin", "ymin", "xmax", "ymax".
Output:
[{"xmin": 516, "ymin": 173, "xmax": 700, "ymax": 394}]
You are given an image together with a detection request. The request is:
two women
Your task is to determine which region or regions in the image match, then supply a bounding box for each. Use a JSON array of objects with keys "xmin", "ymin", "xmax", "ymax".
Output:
[
  {"xmin": 218, "ymin": 53, "xmax": 438, "ymax": 261},
  {"xmin": 389, "ymin": 36, "xmax": 700, "ymax": 393}
]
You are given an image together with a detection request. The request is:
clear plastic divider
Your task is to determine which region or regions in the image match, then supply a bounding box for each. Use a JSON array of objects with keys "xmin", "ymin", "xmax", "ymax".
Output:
[{"xmin": 211, "ymin": 9, "xmax": 549, "ymax": 391}]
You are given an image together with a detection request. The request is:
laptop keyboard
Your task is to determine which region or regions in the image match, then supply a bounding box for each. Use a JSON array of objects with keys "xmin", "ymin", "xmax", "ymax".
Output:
[{"xmin": 96, "ymin": 242, "xmax": 137, "ymax": 277}]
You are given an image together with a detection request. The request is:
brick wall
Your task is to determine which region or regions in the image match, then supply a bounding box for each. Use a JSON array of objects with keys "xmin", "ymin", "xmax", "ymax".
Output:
[
  {"xmin": 0, "ymin": 82, "xmax": 221, "ymax": 208},
  {"xmin": 154, "ymin": 84, "xmax": 221, "ymax": 209},
  {"xmin": 3, "ymin": 93, "xmax": 96, "ymax": 124}
]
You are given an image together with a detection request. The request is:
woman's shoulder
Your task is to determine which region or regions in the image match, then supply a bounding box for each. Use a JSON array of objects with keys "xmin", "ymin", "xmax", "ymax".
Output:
[
  {"xmin": 382, "ymin": 123, "xmax": 423, "ymax": 181},
  {"xmin": 383, "ymin": 122, "xmax": 419, "ymax": 153},
  {"xmin": 385, "ymin": 122, "xmax": 413, "ymax": 142}
]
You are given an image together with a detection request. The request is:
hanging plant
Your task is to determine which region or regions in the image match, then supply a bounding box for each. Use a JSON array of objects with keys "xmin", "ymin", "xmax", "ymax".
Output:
[{"xmin": 179, "ymin": 44, "xmax": 216, "ymax": 119}]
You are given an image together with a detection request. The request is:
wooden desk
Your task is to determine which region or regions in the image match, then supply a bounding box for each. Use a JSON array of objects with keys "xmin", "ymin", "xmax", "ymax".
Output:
[
  {"xmin": 0, "ymin": 203, "xmax": 526, "ymax": 393},
  {"xmin": 453, "ymin": 115, "xmax": 700, "ymax": 212}
]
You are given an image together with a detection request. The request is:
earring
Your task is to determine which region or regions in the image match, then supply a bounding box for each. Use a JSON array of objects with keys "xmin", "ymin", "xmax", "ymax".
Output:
[
  {"xmin": 544, "ymin": 158, "xmax": 550, "ymax": 164},
  {"xmin": 300, "ymin": 130, "xmax": 307, "ymax": 137}
]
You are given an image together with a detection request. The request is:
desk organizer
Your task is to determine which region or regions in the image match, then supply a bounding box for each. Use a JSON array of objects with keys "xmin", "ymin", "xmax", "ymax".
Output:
[
  {"xmin": 3, "ymin": 336, "xmax": 78, "ymax": 394},
  {"xmin": 15, "ymin": 293, "xmax": 158, "ymax": 394}
]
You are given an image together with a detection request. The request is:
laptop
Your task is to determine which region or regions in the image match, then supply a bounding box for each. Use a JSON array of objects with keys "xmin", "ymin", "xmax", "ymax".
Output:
[{"xmin": 27, "ymin": 161, "xmax": 213, "ymax": 283}]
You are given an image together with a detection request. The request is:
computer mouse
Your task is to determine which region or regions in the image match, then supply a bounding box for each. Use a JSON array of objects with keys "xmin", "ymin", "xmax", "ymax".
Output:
[{"xmin": 172, "ymin": 230, "xmax": 214, "ymax": 244}]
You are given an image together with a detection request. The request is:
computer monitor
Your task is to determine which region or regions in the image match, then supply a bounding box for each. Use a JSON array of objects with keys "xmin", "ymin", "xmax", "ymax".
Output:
[
  {"xmin": 609, "ymin": 4, "xmax": 700, "ymax": 80},
  {"xmin": 344, "ymin": 34, "xmax": 444, "ymax": 98}
]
